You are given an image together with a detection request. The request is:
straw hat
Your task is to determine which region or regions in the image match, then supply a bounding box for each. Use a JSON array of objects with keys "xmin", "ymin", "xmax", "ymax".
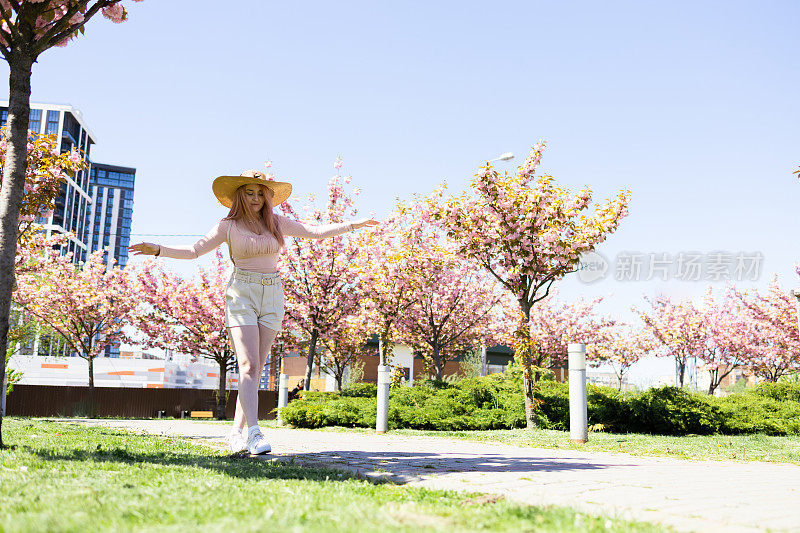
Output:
[{"xmin": 212, "ymin": 170, "xmax": 292, "ymax": 208}]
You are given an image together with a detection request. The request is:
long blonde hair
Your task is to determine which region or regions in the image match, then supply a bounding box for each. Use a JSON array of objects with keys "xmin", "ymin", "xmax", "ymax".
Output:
[{"xmin": 224, "ymin": 184, "xmax": 284, "ymax": 246}]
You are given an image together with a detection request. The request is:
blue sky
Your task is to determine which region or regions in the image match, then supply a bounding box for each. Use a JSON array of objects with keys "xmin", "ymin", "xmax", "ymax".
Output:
[{"xmin": 4, "ymin": 1, "xmax": 799, "ymax": 384}]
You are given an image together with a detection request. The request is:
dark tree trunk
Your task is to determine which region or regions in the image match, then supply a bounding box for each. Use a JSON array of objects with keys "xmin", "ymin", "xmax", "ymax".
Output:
[
  {"xmin": 216, "ymin": 358, "xmax": 227, "ymax": 420},
  {"xmin": 677, "ymin": 359, "xmax": 686, "ymax": 388},
  {"xmin": 378, "ymin": 328, "xmax": 391, "ymax": 366},
  {"xmin": 518, "ymin": 299, "xmax": 538, "ymax": 429},
  {"xmin": 0, "ymin": 51, "xmax": 35, "ymax": 448},
  {"xmin": 303, "ymin": 329, "xmax": 318, "ymax": 391},
  {"xmin": 88, "ymin": 355, "xmax": 96, "ymax": 417},
  {"xmin": 433, "ymin": 345, "xmax": 443, "ymax": 381}
]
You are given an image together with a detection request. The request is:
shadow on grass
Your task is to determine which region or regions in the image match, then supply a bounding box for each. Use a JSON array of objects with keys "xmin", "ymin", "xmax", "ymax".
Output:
[{"xmin": 25, "ymin": 445, "xmax": 354, "ymax": 483}]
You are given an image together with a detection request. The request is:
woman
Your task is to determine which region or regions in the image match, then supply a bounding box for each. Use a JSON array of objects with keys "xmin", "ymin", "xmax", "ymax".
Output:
[{"xmin": 130, "ymin": 170, "xmax": 376, "ymax": 454}]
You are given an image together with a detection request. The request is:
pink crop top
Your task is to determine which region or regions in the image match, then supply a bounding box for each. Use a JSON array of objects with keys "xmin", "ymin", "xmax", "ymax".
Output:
[{"xmin": 157, "ymin": 216, "xmax": 356, "ymax": 273}]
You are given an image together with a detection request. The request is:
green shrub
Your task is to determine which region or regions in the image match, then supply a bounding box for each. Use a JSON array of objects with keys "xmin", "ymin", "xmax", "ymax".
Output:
[
  {"xmin": 340, "ymin": 383, "xmax": 377, "ymax": 398},
  {"xmin": 279, "ymin": 371, "xmax": 800, "ymax": 436},
  {"xmin": 627, "ymin": 386, "xmax": 722, "ymax": 435},
  {"xmin": 751, "ymin": 381, "xmax": 800, "ymax": 403},
  {"xmin": 717, "ymin": 392, "xmax": 800, "ymax": 436}
]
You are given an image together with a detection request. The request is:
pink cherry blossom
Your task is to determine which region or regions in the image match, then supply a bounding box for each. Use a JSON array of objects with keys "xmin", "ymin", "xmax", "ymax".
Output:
[{"xmin": 425, "ymin": 142, "xmax": 631, "ymax": 427}]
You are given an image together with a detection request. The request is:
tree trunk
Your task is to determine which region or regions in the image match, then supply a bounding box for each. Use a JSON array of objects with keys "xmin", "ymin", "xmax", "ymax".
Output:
[
  {"xmin": 216, "ymin": 359, "xmax": 227, "ymax": 420},
  {"xmin": 303, "ymin": 329, "xmax": 318, "ymax": 391},
  {"xmin": 378, "ymin": 328, "xmax": 392, "ymax": 366},
  {"xmin": 433, "ymin": 345, "xmax": 443, "ymax": 381},
  {"xmin": 677, "ymin": 359, "xmax": 686, "ymax": 388},
  {"xmin": 0, "ymin": 51, "xmax": 35, "ymax": 448},
  {"xmin": 518, "ymin": 299, "xmax": 537, "ymax": 429},
  {"xmin": 88, "ymin": 356, "xmax": 95, "ymax": 417},
  {"xmin": 334, "ymin": 371, "xmax": 343, "ymax": 392}
]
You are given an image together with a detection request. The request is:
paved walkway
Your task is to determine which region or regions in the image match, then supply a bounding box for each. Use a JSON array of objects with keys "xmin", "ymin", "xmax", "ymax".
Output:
[{"xmin": 69, "ymin": 419, "xmax": 799, "ymax": 532}]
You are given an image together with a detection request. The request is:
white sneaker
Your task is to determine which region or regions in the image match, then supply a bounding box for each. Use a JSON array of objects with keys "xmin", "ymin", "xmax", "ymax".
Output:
[
  {"xmin": 226, "ymin": 429, "xmax": 247, "ymax": 453},
  {"xmin": 246, "ymin": 427, "xmax": 271, "ymax": 455}
]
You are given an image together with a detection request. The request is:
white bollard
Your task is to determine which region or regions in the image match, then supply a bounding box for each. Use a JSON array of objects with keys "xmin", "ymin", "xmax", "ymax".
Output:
[
  {"xmin": 376, "ymin": 365, "xmax": 391, "ymax": 434},
  {"xmin": 277, "ymin": 374, "xmax": 289, "ymax": 424},
  {"xmin": 568, "ymin": 343, "xmax": 588, "ymax": 443}
]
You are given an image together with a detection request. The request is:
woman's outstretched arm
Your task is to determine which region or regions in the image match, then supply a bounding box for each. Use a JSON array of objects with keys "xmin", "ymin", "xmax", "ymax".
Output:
[
  {"xmin": 129, "ymin": 219, "xmax": 230, "ymax": 258},
  {"xmin": 278, "ymin": 215, "xmax": 378, "ymax": 240}
]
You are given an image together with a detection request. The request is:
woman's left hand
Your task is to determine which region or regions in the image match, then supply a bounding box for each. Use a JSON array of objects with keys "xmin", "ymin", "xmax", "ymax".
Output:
[{"xmin": 353, "ymin": 219, "xmax": 379, "ymax": 230}]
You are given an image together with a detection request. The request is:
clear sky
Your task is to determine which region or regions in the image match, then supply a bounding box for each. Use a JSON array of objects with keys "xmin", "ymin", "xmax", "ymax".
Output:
[{"xmin": 3, "ymin": 1, "xmax": 799, "ymax": 385}]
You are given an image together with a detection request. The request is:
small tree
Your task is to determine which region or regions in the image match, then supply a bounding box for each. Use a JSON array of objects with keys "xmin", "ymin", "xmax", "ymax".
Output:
[
  {"xmin": 394, "ymin": 221, "xmax": 502, "ymax": 380},
  {"xmin": 587, "ymin": 323, "xmax": 645, "ymax": 390},
  {"xmin": 427, "ymin": 142, "xmax": 630, "ymax": 427},
  {"xmin": 354, "ymin": 208, "xmax": 424, "ymax": 367},
  {"xmin": 319, "ymin": 314, "xmax": 374, "ymax": 391},
  {"xmin": 636, "ymin": 294, "xmax": 705, "ymax": 388},
  {"xmin": 735, "ymin": 277, "xmax": 800, "ymax": 382},
  {"xmin": 14, "ymin": 248, "xmax": 137, "ymax": 416},
  {"xmin": 0, "ymin": 0, "xmax": 143, "ymax": 448},
  {"xmin": 133, "ymin": 252, "xmax": 235, "ymax": 419},
  {"xmin": 699, "ymin": 288, "xmax": 758, "ymax": 394},
  {"xmin": 279, "ymin": 162, "xmax": 365, "ymax": 390}
]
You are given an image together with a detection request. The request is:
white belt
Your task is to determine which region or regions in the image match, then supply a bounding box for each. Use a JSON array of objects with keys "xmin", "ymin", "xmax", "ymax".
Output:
[{"xmin": 232, "ymin": 269, "xmax": 281, "ymax": 286}]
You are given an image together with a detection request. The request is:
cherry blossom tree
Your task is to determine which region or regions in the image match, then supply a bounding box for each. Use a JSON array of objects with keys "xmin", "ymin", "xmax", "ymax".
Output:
[
  {"xmin": 0, "ymin": 129, "xmax": 86, "ymax": 243},
  {"xmin": 698, "ymin": 288, "xmax": 759, "ymax": 394},
  {"xmin": 587, "ymin": 323, "xmax": 646, "ymax": 390},
  {"xmin": 427, "ymin": 142, "xmax": 630, "ymax": 427},
  {"xmin": 354, "ymin": 207, "xmax": 425, "ymax": 367},
  {"xmin": 636, "ymin": 295, "xmax": 706, "ymax": 388},
  {"xmin": 132, "ymin": 251, "xmax": 235, "ymax": 419},
  {"xmin": 494, "ymin": 291, "xmax": 607, "ymax": 374},
  {"xmin": 390, "ymin": 209, "xmax": 502, "ymax": 380},
  {"xmin": 14, "ymin": 247, "xmax": 137, "ymax": 416},
  {"xmin": 279, "ymin": 162, "xmax": 366, "ymax": 390},
  {"xmin": 735, "ymin": 277, "xmax": 800, "ymax": 382},
  {"xmin": 319, "ymin": 313, "xmax": 374, "ymax": 391},
  {"xmin": 0, "ymin": 0, "xmax": 142, "ymax": 447},
  {"xmin": 397, "ymin": 256, "xmax": 500, "ymax": 380}
]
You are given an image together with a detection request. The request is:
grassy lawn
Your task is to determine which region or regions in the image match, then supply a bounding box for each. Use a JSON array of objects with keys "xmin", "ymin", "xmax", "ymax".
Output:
[
  {"xmin": 265, "ymin": 423, "xmax": 800, "ymax": 465},
  {"xmin": 0, "ymin": 418, "xmax": 668, "ymax": 533}
]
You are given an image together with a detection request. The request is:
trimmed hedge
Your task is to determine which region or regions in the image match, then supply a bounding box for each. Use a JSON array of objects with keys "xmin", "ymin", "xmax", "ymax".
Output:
[{"xmin": 279, "ymin": 371, "xmax": 800, "ymax": 436}]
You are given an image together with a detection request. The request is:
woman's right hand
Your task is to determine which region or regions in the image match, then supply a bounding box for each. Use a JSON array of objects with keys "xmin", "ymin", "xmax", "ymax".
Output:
[{"xmin": 129, "ymin": 242, "xmax": 161, "ymax": 256}]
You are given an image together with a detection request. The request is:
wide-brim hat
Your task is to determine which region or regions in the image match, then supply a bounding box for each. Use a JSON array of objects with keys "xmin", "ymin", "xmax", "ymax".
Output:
[{"xmin": 212, "ymin": 170, "xmax": 292, "ymax": 208}]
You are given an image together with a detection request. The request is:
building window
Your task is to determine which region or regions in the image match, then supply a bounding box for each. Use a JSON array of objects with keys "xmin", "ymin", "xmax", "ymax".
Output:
[
  {"xmin": 28, "ymin": 109, "xmax": 42, "ymax": 133},
  {"xmin": 45, "ymin": 110, "xmax": 59, "ymax": 135},
  {"xmin": 0, "ymin": 109, "xmax": 7, "ymax": 128}
]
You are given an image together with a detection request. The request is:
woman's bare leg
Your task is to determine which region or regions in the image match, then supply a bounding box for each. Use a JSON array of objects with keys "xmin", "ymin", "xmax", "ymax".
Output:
[
  {"xmin": 258, "ymin": 324, "xmax": 279, "ymax": 385},
  {"xmin": 231, "ymin": 324, "xmax": 279, "ymax": 432},
  {"xmin": 228, "ymin": 325, "xmax": 261, "ymax": 429}
]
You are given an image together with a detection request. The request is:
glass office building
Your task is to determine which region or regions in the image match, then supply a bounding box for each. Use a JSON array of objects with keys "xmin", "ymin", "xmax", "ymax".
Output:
[
  {"xmin": 0, "ymin": 102, "xmax": 94, "ymax": 261},
  {"xmin": 87, "ymin": 163, "xmax": 135, "ymax": 268},
  {"xmin": 2, "ymin": 102, "xmax": 137, "ymax": 358}
]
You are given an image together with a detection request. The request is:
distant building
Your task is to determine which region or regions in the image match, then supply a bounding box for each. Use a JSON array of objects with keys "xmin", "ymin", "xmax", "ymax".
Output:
[
  {"xmin": 86, "ymin": 162, "xmax": 135, "ymax": 267},
  {"xmin": 1, "ymin": 102, "xmax": 94, "ymax": 260},
  {"xmin": 3, "ymin": 102, "xmax": 137, "ymax": 358}
]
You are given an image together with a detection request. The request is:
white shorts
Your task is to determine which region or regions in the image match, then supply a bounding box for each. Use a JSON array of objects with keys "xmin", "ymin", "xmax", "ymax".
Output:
[{"xmin": 224, "ymin": 267, "xmax": 285, "ymax": 331}]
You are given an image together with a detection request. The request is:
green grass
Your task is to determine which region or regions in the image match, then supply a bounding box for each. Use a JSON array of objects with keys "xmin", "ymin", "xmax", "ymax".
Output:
[
  {"xmin": 0, "ymin": 418, "xmax": 668, "ymax": 532},
  {"xmin": 283, "ymin": 423, "xmax": 800, "ymax": 465}
]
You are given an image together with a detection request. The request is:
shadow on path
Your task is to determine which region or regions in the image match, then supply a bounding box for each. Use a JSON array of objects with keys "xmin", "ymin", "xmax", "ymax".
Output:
[{"xmin": 273, "ymin": 449, "xmax": 625, "ymax": 477}]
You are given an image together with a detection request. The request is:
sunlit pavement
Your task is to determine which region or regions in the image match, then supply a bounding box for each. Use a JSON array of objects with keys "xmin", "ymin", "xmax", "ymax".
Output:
[{"xmin": 69, "ymin": 419, "xmax": 800, "ymax": 532}]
